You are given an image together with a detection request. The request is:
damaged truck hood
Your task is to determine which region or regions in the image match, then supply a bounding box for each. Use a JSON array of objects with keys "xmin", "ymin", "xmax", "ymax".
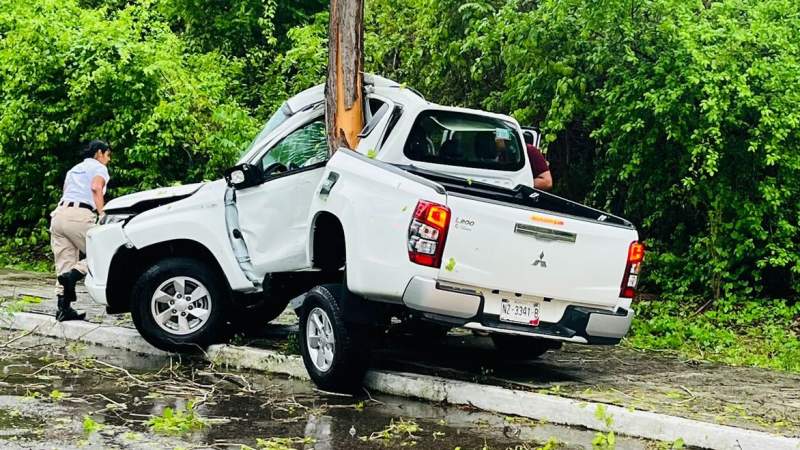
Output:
[{"xmin": 105, "ymin": 182, "xmax": 206, "ymax": 213}]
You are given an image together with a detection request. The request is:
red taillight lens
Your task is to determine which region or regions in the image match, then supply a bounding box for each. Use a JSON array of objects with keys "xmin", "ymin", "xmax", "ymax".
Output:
[
  {"xmin": 620, "ymin": 241, "xmax": 645, "ymax": 299},
  {"xmin": 628, "ymin": 242, "xmax": 645, "ymax": 264},
  {"xmin": 408, "ymin": 200, "xmax": 451, "ymax": 268}
]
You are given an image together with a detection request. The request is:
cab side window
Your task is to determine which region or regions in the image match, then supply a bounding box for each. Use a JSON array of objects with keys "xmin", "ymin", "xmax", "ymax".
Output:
[{"xmin": 260, "ymin": 118, "xmax": 327, "ymax": 173}]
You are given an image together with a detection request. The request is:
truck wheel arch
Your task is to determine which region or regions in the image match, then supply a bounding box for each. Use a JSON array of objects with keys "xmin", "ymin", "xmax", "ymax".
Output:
[
  {"xmin": 311, "ymin": 211, "xmax": 346, "ymax": 273},
  {"xmin": 106, "ymin": 239, "xmax": 230, "ymax": 314}
]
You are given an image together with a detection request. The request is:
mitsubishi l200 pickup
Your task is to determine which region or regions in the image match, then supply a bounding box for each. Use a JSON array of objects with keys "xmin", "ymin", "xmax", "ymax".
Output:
[{"xmin": 86, "ymin": 75, "xmax": 643, "ymax": 391}]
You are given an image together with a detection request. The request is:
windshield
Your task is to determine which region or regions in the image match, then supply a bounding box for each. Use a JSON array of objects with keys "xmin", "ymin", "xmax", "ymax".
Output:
[
  {"xmin": 403, "ymin": 111, "xmax": 525, "ymax": 171},
  {"xmin": 240, "ymin": 102, "xmax": 292, "ymax": 158}
]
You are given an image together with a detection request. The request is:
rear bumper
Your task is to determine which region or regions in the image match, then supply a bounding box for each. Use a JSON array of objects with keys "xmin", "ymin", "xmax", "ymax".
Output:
[{"xmin": 401, "ymin": 277, "xmax": 634, "ymax": 345}]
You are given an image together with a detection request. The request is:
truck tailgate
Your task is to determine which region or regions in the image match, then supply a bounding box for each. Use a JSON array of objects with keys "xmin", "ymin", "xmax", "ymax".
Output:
[{"xmin": 439, "ymin": 194, "xmax": 638, "ymax": 307}]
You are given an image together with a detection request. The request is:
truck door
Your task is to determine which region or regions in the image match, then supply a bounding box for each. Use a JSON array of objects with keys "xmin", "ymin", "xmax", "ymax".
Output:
[{"xmin": 235, "ymin": 108, "xmax": 328, "ymax": 276}]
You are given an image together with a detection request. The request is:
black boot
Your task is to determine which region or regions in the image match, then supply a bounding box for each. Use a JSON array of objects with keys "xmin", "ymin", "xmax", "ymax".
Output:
[
  {"xmin": 57, "ymin": 269, "xmax": 84, "ymax": 303},
  {"xmin": 56, "ymin": 294, "xmax": 86, "ymax": 322}
]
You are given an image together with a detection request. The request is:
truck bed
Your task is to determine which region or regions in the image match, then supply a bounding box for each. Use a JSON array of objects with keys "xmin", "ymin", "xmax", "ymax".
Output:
[
  {"xmin": 400, "ymin": 165, "xmax": 638, "ymax": 307},
  {"xmin": 401, "ymin": 166, "xmax": 633, "ymax": 229}
]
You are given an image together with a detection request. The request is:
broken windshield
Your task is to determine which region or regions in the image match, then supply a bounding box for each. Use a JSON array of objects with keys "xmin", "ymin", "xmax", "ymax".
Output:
[{"xmin": 240, "ymin": 102, "xmax": 292, "ymax": 159}]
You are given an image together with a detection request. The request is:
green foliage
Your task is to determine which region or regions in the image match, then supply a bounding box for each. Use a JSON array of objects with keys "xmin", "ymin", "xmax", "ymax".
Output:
[
  {"xmin": 48, "ymin": 389, "xmax": 67, "ymax": 401},
  {"xmin": 252, "ymin": 11, "xmax": 329, "ymax": 118},
  {"xmin": 245, "ymin": 436, "xmax": 314, "ymax": 450},
  {"xmin": 0, "ymin": 0, "xmax": 258, "ymax": 256},
  {"xmin": 147, "ymin": 401, "xmax": 206, "ymax": 435},
  {"xmin": 82, "ymin": 415, "xmax": 102, "ymax": 435},
  {"xmin": 366, "ymin": 0, "xmax": 800, "ymax": 305},
  {"xmin": 628, "ymin": 295, "xmax": 800, "ymax": 371},
  {"xmin": 592, "ymin": 404, "xmax": 615, "ymax": 449},
  {"xmin": 1, "ymin": 0, "xmax": 798, "ymax": 368},
  {"xmin": 0, "ymin": 295, "xmax": 44, "ymax": 318}
]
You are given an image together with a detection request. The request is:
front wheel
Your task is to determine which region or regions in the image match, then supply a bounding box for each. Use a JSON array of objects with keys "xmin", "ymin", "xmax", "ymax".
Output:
[
  {"xmin": 298, "ymin": 285, "xmax": 369, "ymax": 393},
  {"xmin": 131, "ymin": 257, "xmax": 230, "ymax": 352}
]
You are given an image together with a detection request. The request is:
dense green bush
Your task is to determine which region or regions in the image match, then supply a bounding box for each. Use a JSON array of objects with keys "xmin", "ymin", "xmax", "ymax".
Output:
[
  {"xmin": 0, "ymin": 0, "xmax": 258, "ymax": 258},
  {"xmin": 1, "ymin": 0, "xmax": 798, "ymax": 365},
  {"xmin": 366, "ymin": 0, "xmax": 800, "ymax": 304}
]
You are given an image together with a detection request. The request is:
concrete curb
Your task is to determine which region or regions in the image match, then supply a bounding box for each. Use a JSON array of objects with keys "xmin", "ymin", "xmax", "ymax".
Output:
[
  {"xmin": 364, "ymin": 371, "xmax": 800, "ymax": 450},
  {"xmin": 206, "ymin": 344, "xmax": 308, "ymax": 380},
  {"xmin": 1, "ymin": 311, "xmax": 168, "ymax": 355},
  {"xmin": 3, "ymin": 312, "xmax": 799, "ymax": 450}
]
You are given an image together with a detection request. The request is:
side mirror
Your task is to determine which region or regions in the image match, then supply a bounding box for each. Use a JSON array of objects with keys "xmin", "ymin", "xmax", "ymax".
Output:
[{"xmin": 224, "ymin": 163, "xmax": 264, "ymax": 189}]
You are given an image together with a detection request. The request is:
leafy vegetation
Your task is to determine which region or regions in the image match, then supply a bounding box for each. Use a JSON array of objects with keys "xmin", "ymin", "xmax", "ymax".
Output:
[
  {"xmin": 628, "ymin": 295, "xmax": 800, "ymax": 371},
  {"xmin": 245, "ymin": 436, "xmax": 315, "ymax": 450},
  {"xmin": 147, "ymin": 401, "xmax": 206, "ymax": 435},
  {"xmin": 82, "ymin": 415, "xmax": 103, "ymax": 434},
  {"xmin": 1, "ymin": 0, "xmax": 797, "ymax": 367}
]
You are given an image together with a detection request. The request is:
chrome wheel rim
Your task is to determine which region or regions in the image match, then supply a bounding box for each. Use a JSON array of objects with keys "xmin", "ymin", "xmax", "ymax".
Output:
[
  {"xmin": 306, "ymin": 307, "xmax": 335, "ymax": 372},
  {"xmin": 150, "ymin": 276, "xmax": 212, "ymax": 336}
]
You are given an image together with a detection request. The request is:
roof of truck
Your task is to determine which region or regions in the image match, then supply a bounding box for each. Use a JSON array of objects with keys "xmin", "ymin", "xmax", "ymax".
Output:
[{"xmin": 285, "ymin": 74, "xmax": 518, "ymax": 128}]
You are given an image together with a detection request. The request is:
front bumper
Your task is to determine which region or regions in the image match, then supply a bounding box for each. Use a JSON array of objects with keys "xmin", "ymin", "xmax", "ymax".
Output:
[
  {"xmin": 85, "ymin": 222, "xmax": 129, "ymax": 306},
  {"xmin": 84, "ymin": 272, "xmax": 107, "ymax": 305},
  {"xmin": 401, "ymin": 277, "xmax": 634, "ymax": 345}
]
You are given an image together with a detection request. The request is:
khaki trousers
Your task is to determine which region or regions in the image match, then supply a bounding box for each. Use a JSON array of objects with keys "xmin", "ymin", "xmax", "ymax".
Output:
[{"xmin": 49, "ymin": 206, "xmax": 96, "ymax": 295}]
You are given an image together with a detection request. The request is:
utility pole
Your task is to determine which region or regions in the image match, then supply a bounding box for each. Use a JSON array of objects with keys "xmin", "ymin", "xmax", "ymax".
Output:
[{"xmin": 326, "ymin": 0, "xmax": 365, "ymax": 154}]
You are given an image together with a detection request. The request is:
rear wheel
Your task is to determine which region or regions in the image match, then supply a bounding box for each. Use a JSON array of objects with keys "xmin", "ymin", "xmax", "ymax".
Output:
[
  {"xmin": 491, "ymin": 334, "xmax": 561, "ymax": 360},
  {"xmin": 131, "ymin": 257, "xmax": 229, "ymax": 352},
  {"xmin": 299, "ymin": 284, "xmax": 369, "ymax": 393}
]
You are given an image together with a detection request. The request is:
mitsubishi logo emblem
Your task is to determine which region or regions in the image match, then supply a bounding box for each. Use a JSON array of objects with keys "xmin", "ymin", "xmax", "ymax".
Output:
[{"xmin": 532, "ymin": 252, "xmax": 547, "ymax": 268}]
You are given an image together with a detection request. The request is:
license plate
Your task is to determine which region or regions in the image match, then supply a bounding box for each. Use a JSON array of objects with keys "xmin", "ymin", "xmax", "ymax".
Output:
[{"xmin": 500, "ymin": 298, "xmax": 541, "ymax": 326}]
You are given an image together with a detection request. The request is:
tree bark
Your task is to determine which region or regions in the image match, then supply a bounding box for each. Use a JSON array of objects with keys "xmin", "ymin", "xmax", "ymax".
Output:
[{"xmin": 326, "ymin": 0, "xmax": 365, "ymax": 154}]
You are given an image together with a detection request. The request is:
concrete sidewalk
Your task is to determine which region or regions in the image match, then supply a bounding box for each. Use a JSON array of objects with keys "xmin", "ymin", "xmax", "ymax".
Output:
[{"xmin": 2, "ymin": 268, "xmax": 800, "ymax": 449}]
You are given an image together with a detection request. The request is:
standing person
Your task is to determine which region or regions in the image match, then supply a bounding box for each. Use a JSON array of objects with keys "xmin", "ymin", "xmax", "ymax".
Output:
[
  {"xmin": 50, "ymin": 140, "xmax": 111, "ymax": 321},
  {"xmin": 527, "ymin": 143, "xmax": 552, "ymax": 191}
]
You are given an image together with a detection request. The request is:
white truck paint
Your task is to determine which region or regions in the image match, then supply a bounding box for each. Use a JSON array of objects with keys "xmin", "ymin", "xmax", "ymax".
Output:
[{"xmin": 85, "ymin": 75, "xmax": 641, "ymax": 368}]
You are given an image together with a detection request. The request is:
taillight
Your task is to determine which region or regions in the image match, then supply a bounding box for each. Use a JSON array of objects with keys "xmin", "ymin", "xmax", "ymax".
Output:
[
  {"xmin": 408, "ymin": 200, "xmax": 451, "ymax": 268},
  {"xmin": 620, "ymin": 241, "xmax": 645, "ymax": 298}
]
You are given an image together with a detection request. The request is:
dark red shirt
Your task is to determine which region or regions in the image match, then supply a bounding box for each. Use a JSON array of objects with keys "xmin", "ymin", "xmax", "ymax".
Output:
[{"xmin": 526, "ymin": 144, "xmax": 549, "ymax": 177}]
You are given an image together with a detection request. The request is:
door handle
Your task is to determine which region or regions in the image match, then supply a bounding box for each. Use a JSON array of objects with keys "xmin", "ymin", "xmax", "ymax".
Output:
[{"xmin": 319, "ymin": 172, "xmax": 340, "ymax": 199}]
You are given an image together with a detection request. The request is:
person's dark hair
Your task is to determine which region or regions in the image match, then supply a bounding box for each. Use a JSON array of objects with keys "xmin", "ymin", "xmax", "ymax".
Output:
[{"xmin": 81, "ymin": 140, "xmax": 110, "ymax": 159}]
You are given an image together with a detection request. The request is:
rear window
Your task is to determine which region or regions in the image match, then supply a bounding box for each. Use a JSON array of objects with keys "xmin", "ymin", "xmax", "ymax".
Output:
[{"xmin": 403, "ymin": 111, "xmax": 525, "ymax": 171}]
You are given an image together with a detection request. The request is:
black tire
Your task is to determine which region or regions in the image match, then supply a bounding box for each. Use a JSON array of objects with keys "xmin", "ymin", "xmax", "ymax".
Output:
[
  {"xmin": 298, "ymin": 284, "xmax": 369, "ymax": 393},
  {"xmin": 491, "ymin": 334, "xmax": 562, "ymax": 360},
  {"xmin": 131, "ymin": 257, "xmax": 230, "ymax": 352}
]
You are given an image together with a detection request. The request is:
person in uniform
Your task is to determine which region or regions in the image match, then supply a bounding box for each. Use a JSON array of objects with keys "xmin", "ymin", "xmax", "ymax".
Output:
[{"xmin": 50, "ymin": 140, "xmax": 111, "ymax": 321}]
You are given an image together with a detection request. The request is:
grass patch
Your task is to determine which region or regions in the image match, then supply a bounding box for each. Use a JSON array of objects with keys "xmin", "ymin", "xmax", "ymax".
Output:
[
  {"xmin": 0, "ymin": 238, "xmax": 51, "ymax": 273},
  {"xmin": 627, "ymin": 295, "xmax": 800, "ymax": 372}
]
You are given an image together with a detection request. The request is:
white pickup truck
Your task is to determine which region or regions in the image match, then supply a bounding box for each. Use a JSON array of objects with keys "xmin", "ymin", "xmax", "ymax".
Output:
[{"xmin": 86, "ymin": 75, "xmax": 643, "ymax": 391}]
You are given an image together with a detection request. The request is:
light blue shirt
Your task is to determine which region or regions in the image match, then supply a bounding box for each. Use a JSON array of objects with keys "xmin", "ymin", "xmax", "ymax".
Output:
[{"xmin": 60, "ymin": 158, "xmax": 110, "ymax": 210}]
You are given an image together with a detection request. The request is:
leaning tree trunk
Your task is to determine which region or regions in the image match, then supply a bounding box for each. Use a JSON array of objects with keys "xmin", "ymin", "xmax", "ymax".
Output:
[{"xmin": 326, "ymin": 0, "xmax": 365, "ymax": 154}]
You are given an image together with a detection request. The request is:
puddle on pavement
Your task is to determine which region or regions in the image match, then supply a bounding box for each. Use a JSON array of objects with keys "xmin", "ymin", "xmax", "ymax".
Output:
[{"xmin": 0, "ymin": 330, "xmax": 676, "ymax": 449}]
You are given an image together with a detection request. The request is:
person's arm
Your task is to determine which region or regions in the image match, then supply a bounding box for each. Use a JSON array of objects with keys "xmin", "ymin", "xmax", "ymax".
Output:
[
  {"xmin": 526, "ymin": 144, "xmax": 553, "ymax": 191},
  {"xmin": 91, "ymin": 175, "xmax": 106, "ymax": 214},
  {"xmin": 534, "ymin": 170, "xmax": 553, "ymax": 191}
]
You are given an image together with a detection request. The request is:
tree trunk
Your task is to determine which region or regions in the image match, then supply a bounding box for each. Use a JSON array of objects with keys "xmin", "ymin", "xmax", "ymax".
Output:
[{"xmin": 326, "ymin": 0, "xmax": 365, "ymax": 154}]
